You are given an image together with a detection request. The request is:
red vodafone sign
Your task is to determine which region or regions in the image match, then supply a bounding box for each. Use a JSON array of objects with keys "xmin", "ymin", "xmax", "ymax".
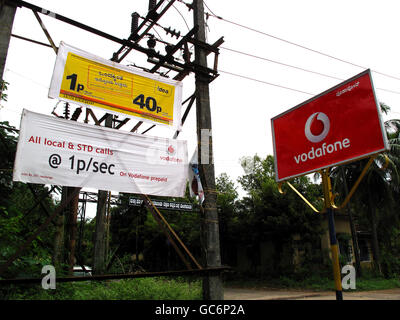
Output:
[{"xmin": 271, "ymin": 69, "xmax": 389, "ymax": 182}]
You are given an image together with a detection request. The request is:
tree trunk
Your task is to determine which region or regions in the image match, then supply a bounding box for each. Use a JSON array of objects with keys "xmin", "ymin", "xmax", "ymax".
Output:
[
  {"xmin": 345, "ymin": 205, "xmax": 362, "ymax": 276},
  {"xmin": 368, "ymin": 197, "xmax": 381, "ymax": 274},
  {"xmin": 52, "ymin": 209, "xmax": 64, "ymax": 270},
  {"xmin": 93, "ymin": 190, "xmax": 107, "ymax": 274},
  {"xmin": 62, "ymin": 186, "xmax": 81, "ymax": 275},
  {"xmin": 340, "ymin": 168, "xmax": 362, "ymax": 277},
  {"xmin": 67, "ymin": 188, "xmax": 80, "ymax": 274}
]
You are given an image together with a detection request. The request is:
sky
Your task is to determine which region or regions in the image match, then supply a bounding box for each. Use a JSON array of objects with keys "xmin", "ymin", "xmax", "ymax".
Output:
[{"xmin": 2, "ymin": 0, "xmax": 400, "ymax": 216}]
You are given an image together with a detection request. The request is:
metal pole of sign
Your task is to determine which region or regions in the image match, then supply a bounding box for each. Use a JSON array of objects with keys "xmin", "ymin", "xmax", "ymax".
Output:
[
  {"xmin": 321, "ymin": 169, "xmax": 343, "ymax": 300},
  {"xmin": 280, "ymin": 157, "xmax": 378, "ymax": 300}
]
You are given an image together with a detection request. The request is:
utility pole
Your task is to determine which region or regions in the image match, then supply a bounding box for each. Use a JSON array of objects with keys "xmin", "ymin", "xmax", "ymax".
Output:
[
  {"xmin": 0, "ymin": 2, "xmax": 16, "ymax": 80},
  {"xmin": 193, "ymin": 0, "xmax": 223, "ymax": 300},
  {"xmin": 93, "ymin": 113, "xmax": 113, "ymax": 274},
  {"xmin": 61, "ymin": 103, "xmax": 82, "ymax": 275}
]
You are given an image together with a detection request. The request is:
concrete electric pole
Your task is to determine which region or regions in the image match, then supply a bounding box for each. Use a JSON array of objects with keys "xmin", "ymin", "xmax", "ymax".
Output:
[
  {"xmin": 193, "ymin": 0, "xmax": 223, "ymax": 300},
  {"xmin": 93, "ymin": 114, "xmax": 113, "ymax": 274},
  {"xmin": 0, "ymin": 3, "xmax": 16, "ymax": 80}
]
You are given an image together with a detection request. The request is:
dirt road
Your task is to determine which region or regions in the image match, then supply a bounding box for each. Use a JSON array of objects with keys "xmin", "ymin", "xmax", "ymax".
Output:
[{"xmin": 224, "ymin": 287, "xmax": 400, "ymax": 300}]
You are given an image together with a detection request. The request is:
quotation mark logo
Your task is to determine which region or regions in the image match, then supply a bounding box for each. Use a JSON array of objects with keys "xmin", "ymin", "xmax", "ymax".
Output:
[
  {"xmin": 305, "ymin": 112, "xmax": 330, "ymax": 143},
  {"xmin": 167, "ymin": 145, "xmax": 175, "ymax": 155},
  {"xmin": 48, "ymin": 154, "xmax": 62, "ymax": 168}
]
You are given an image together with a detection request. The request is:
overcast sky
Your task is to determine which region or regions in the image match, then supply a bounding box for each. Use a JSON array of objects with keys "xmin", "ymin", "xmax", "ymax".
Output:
[{"xmin": 2, "ymin": 0, "xmax": 400, "ymax": 211}]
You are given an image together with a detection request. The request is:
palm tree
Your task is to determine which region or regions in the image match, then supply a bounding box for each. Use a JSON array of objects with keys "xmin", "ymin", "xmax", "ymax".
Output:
[{"xmin": 331, "ymin": 103, "xmax": 400, "ymax": 274}]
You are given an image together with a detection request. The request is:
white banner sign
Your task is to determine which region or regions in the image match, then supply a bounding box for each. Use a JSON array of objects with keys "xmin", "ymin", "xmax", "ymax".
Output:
[{"xmin": 13, "ymin": 110, "xmax": 188, "ymax": 197}]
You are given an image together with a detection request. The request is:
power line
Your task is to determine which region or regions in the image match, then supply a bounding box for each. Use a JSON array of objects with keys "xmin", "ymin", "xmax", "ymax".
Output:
[
  {"xmin": 376, "ymin": 87, "xmax": 400, "ymax": 96},
  {"xmin": 202, "ymin": 2, "xmax": 400, "ymax": 83},
  {"xmin": 220, "ymin": 47, "xmax": 400, "ymax": 96},
  {"xmin": 170, "ymin": 2, "xmax": 191, "ymax": 31},
  {"xmin": 219, "ymin": 69, "xmax": 315, "ymax": 96},
  {"xmin": 203, "ymin": 1, "xmax": 217, "ymax": 17},
  {"xmin": 166, "ymin": 4, "xmax": 400, "ymax": 98},
  {"xmin": 0, "ymin": 106, "xmax": 23, "ymax": 117},
  {"xmin": 221, "ymin": 68, "xmax": 400, "ymax": 97},
  {"xmin": 5, "ymin": 68, "xmax": 49, "ymax": 89},
  {"xmin": 171, "ymin": 2, "xmax": 400, "ymax": 97},
  {"xmin": 220, "ymin": 46, "xmax": 343, "ymax": 81}
]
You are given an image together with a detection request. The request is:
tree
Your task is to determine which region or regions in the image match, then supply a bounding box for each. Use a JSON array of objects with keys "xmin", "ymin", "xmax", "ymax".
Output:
[
  {"xmin": 0, "ymin": 78, "xmax": 57, "ymax": 278},
  {"xmin": 0, "ymin": 80, "xmax": 8, "ymax": 102},
  {"xmin": 0, "ymin": 122, "xmax": 56, "ymax": 279},
  {"xmin": 331, "ymin": 103, "xmax": 400, "ymax": 275},
  {"xmin": 216, "ymin": 173, "xmax": 238, "ymax": 266},
  {"xmin": 108, "ymin": 189, "xmax": 201, "ymax": 272},
  {"xmin": 235, "ymin": 155, "xmax": 325, "ymax": 276}
]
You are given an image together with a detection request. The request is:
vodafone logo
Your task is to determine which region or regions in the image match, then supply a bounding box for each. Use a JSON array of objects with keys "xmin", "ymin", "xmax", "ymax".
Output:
[
  {"xmin": 167, "ymin": 145, "xmax": 176, "ymax": 155},
  {"xmin": 305, "ymin": 112, "xmax": 330, "ymax": 143},
  {"xmin": 293, "ymin": 112, "xmax": 351, "ymax": 165}
]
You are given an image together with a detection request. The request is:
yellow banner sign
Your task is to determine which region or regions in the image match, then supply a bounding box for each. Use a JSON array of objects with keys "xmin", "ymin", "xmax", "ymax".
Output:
[{"xmin": 49, "ymin": 42, "xmax": 183, "ymax": 128}]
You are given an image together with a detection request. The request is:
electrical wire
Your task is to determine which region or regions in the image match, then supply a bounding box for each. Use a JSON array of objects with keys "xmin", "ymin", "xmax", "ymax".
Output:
[
  {"xmin": 5, "ymin": 68, "xmax": 49, "ymax": 90},
  {"xmin": 175, "ymin": 1, "xmax": 400, "ymax": 95},
  {"xmin": 172, "ymin": 3, "xmax": 400, "ymax": 97},
  {"xmin": 203, "ymin": 1, "xmax": 218, "ymax": 18},
  {"xmin": 202, "ymin": 1, "xmax": 400, "ymax": 83},
  {"xmin": 170, "ymin": 2, "xmax": 191, "ymax": 31},
  {"xmin": 149, "ymin": 26, "xmax": 164, "ymax": 44},
  {"xmin": 0, "ymin": 106, "xmax": 23, "ymax": 117},
  {"xmin": 221, "ymin": 46, "xmax": 343, "ymax": 81},
  {"xmin": 221, "ymin": 67, "xmax": 400, "ymax": 97},
  {"xmin": 219, "ymin": 69, "xmax": 315, "ymax": 96},
  {"xmin": 157, "ymin": 4, "xmax": 195, "ymax": 64},
  {"xmin": 220, "ymin": 46, "xmax": 400, "ymax": 96},
  {"xmin": 7, "ymin": 1, "xmax": 400, "ymax": 108}
]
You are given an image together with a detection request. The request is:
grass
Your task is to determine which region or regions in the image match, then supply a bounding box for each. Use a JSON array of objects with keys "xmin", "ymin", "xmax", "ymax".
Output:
[
  {"xmin": 354, "ymin": 277, "xmax": 400, "ymax": 291},
  {"xmin": 3, "ymin": 277, "xmax": 202, "ymax": 300},
  {"xmin": 224, "ymin": 274, "xmax": 400, "ymax": 292},
  {"xmin": 4, "ymin": 273, "xmax": 400, "ymax": 299}
]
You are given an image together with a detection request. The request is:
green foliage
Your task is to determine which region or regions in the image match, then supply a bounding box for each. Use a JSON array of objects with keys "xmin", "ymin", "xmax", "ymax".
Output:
[
  {"xmin": 104, "ymin": 154, "xmax": 329, "ymax": 279},
  {"xmin": 0, "ymin": 80, "xmax": 9, "ymax": 102},
  {"xmin": 216, "ymin": 173, "xmax": 239, "ymax": 265},
  {"xmin": 225, "ymin": 274, "xmax": 400, "ymax": 292},
  {"xmin": 381, "ymin": 247, "xmax": 400, "ymax": 277},
  {"xmin": 4, "ymin": 278, "xmax": 202, "ymax": 300},
  {"xmin": 330, "ymin": 105, "xmax": 400, "ymax": 276},
  {"xmin": 232, "ymin": 155, "xmax": 325, "ymax": 275},
  {"xmin": 108, "ymin": 191, "xmax": 201, "ymax": 272},
  {"xmin": 0, "ymin": 123, "xmax": 56, "ymax": 279}
]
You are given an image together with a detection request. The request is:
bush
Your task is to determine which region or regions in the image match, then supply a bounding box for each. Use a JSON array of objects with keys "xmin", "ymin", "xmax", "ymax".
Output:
[
  {"xmin": 3, "ymin": 277, "xmax": 202, "ymax": 300},
  {"xmin": 381, "ymin": 249, "xmax": 400, "ymax": 278}
]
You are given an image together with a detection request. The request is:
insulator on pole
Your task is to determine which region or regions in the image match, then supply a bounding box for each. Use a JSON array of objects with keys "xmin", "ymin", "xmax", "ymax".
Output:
[
  {"xmin": 147, "ymin": 37, "xmax": 156, "ymax": 49},
  {"xmin": 164, "ymin": 27, "xmax": 181, "ymax": 39},
  {"xmin": 131, "ymin": 12, "xmax": 139, "ymax": 34},
  {"xmin": 71, "ymin": 107, "xmax": 82, "ymax": 121},
  {"xmin": 63, "ymin": 102, "xmax": 70, "ymax": 119},
  {"xmin": 165, "ymin": 44, "xmax": 174, "ymax": 54},
  {"xmin": 148, "ymin": 0, "xmax": 157, "ymax": 11}
]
